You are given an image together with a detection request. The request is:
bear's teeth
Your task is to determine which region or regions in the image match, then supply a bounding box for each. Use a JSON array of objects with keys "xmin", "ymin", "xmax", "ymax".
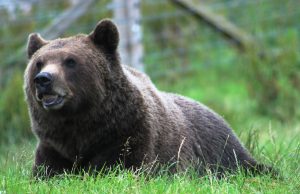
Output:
[{"xmin": 43, "ymin": 95, "xmax": 58, "ymax": 104}]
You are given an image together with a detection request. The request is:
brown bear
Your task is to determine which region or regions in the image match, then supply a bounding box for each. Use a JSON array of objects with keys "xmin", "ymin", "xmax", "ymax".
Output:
[{"xmin": 24, "ymin": 19, "xmax": 272, "ymax": 178}]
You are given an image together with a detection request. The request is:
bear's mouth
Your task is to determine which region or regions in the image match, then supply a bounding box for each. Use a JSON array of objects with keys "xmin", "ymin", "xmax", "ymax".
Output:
[{"xmin": 39, "ymin": 94, "xmax": 65, "ymax": 110}]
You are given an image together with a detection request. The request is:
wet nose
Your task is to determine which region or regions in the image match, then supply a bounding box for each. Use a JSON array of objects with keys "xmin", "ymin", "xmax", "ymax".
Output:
[{"xmin": 34, "ymin": 72, "xmax": 53, "ymax": 88}]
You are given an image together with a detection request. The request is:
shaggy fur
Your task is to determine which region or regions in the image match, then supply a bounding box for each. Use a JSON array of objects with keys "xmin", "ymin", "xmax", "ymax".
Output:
[{"xmin": 24, "ymin": 19, "xmax": 271, "ymax": 178}]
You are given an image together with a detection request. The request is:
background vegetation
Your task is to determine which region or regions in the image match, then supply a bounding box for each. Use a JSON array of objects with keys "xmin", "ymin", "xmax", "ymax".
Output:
[{"xmin": 0, "ymin": 0, "xmax": 299, "ymax": 193}]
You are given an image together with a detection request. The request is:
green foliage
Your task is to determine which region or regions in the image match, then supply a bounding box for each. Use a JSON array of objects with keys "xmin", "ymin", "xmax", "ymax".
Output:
[
  {"xmin": 0, "ymin": 0, "xmax": 72, "ymax": 89},
  {"xmin": 243, "ymin": 30, "xmax": 300, "ymax": 121},
  {"xmin": 0, "ymin": 70, "xmax": 31, "ymax": 144}
]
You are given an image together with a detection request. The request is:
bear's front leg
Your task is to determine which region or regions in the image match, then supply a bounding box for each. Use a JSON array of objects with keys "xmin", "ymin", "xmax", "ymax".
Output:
[{"xmin": 33, "ymin": 143, "xmax": 73, "ymax": 178}]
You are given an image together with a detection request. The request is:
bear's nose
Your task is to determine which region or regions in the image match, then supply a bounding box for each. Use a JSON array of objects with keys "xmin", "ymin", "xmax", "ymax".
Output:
[{"xmin": 34, "ymin": 72, "xmax": 53, "ymax": 88}]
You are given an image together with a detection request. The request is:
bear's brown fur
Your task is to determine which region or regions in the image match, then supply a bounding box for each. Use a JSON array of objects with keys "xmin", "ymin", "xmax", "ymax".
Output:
[{"xmin": 24, "ymin": 19, "xmax": 272, "ymax": 178}]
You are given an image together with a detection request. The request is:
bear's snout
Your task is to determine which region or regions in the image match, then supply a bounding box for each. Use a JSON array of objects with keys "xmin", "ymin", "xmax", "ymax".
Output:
[
  {"xmin": 34, "ymin": 72, "xmax": 54, "ymax": 100},
  {"xmin": 33, "ymin": 71, "xmax": 69, "ymax": 110},
  {"xmin": 34, "ymin": 72, "xmax": 53, "ymax": 91}
]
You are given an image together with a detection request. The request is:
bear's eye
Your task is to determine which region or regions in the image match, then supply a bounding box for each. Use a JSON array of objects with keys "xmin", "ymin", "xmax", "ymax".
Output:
[
  {"xmin": 65, "ymin": 58, "xmax": 76, "ymax": 68},
  {"xmin": 36, "ymin": 61, "xmax": 43, "ymax": 69}
]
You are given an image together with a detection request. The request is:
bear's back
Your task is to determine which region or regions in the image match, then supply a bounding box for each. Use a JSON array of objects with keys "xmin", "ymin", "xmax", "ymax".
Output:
[{"xmin": 122, "ymin": 65, "xmax": 254, "ymax": 170}]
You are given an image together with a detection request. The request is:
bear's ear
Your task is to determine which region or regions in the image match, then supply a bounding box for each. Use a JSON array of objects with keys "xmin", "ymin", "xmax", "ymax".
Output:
[
  {"xmin": 27, "ymin": 33, "xmax": 48, "ymax": 59},
  {"xmin": 88, "ymin": 19, "xmax": 119, "ymax": 52}
]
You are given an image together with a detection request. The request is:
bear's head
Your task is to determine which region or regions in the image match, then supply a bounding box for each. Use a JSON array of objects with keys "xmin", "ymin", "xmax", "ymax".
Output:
[{"xmin": 24, "ymin": 19, "xmax": 120, "ymax": 115}]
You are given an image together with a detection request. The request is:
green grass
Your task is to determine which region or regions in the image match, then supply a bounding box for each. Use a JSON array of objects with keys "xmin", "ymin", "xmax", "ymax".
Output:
[
  {"xmin": 1, "ymin": 67, "xmax": 300, "ymax": 193},
  {"xmin": 0, "ymin": 135, "xmax": 299, "ymax": 193}
]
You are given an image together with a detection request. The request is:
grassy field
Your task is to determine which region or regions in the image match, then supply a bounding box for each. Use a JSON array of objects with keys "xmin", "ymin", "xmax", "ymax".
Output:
[
  {"xmin": 1, "ymin": 67, "xmax": 300, "ymax": 193},
  {"xmin": 0, "ymin": 142, "xmax": 296, "ymax": 194},
  {"xmin": 0, "ymin": 0, "xmax": 299, "ymax": 193}
]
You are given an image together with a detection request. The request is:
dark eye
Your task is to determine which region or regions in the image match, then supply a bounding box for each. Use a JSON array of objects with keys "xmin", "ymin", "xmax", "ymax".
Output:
[
  {"xmin": 36, "ymin": 61, "xmax": 43, "ymax": 69},
  {"xmin": 65, "ymin": 58, "xmax": 77, "ymax": 68}
]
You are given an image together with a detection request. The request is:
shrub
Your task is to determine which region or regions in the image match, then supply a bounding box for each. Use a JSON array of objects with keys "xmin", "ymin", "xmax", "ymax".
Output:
[
  {"xmin": 0, "ymin": 70, "xmax": 31, "ymax": 144},
  {"xmin": 244, "ymin": 30, "xmax": 300, "ymax": 121}
]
